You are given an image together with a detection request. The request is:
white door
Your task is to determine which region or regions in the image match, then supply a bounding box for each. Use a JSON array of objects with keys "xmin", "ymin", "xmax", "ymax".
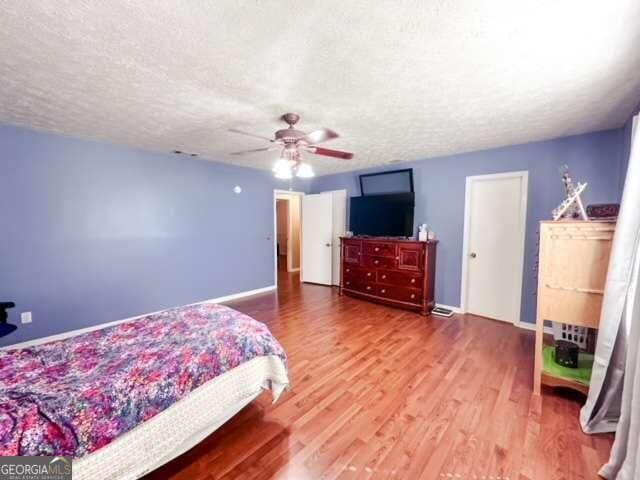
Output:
[
  {"xmin": 463, "ymin": 172, "xmax": 528, "ymax": 323},
  {"xmin": 302, "ymin": 193, "xmax": 333, "ymax": 285},
  {"xmin": 330, "ymin": 190, "xmax": 347, "ymax": 285}
]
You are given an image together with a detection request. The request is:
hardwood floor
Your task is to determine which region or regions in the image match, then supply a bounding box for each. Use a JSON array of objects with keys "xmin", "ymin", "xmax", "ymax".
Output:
[{"xmin": 147, "ymin": 273, "xmax": 613, "ymax": 480}]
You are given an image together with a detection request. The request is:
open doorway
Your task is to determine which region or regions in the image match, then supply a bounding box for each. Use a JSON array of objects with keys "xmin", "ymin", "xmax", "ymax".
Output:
[{"xmin": 274, "ymin": 190, "xmax": 303, "ymax": 287}]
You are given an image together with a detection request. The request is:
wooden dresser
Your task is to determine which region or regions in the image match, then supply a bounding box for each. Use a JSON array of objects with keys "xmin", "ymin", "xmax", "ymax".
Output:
[
  {"xmin": 533, "ymin": 221, "xmax": 615, "ymax": 395},
  {"xmin": 339, "ymin": 237, "xmax": 437, "ymax": 315}
]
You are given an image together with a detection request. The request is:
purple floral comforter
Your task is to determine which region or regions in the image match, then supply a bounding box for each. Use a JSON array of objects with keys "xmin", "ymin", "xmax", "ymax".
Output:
[{"xmin": 0, "ymin": 304, "xmax": 286, "ymax": 457}]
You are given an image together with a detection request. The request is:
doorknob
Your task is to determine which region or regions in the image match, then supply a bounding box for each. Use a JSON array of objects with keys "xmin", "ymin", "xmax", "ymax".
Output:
[
  {"xmin": 470, "ymin": 252, "xmax": 477, "ymax": 258},
  {"xmin": 325, "ymin": 243, "xmax": 331, "ymax": 247}
]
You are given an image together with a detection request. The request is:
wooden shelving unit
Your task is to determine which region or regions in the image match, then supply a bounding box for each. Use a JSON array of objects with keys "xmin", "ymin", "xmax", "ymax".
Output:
[{"xmin": 533, "ymin": 221, "xmax": 615, "ymax": 395}]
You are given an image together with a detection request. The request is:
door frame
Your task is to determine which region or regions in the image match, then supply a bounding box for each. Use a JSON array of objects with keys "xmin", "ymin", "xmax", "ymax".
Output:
[
  {"xmin": 459, "ymin": 170, "xmax": 529, "ymax": 325},
  {"xmin": 286, "ymin": 197, "xmax": 299, "ymax": 273},
  {"xmin": 273, "ymin": 189, "xmax": 305, "ymax": 285}
]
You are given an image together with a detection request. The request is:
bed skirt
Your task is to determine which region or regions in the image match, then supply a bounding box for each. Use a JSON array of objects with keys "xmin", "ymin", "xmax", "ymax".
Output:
[{"xmin": 73, "ymin": 354, "xmax": 289, "ymax": 480}]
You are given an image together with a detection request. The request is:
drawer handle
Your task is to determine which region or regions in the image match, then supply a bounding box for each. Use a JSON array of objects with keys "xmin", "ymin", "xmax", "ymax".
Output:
[
  {"xmin": 367, "ymin": 272, "xmax": 372, "ymax": 277},
  {"xmin": 346, "ymin": 281, "xmax": 350, "ymax": 285},
  {"xmin": 374, "ymin": 260, "xmax": 379, "ymax": 264},
  {"xmin": 411, "ymin": 278, "xmax": 416, "ymax": 284},
  {"xmin": 395, "ymin": 256, "xmax": 399, "ymax": 260},
  {"xmin": 381, "ymin": 289, "xmax": 386, "ymax": 294},
  {"xmin": 375, "ymin": 247, "xmax": 380, "ymax": 252},
  {"xmin": 366, "ymin": 286, "xmax": 372, "ymax": 291},
  {"xmin": 346, "ymin": 269, "xmax": 350, "ymax": 273},
  {"xmin": 410, "ymin": 294, "xmax": 416, "ymax": 299},
  {"xmin": 381, "ymin": 275, "xmax": 386, "ymax": 279}
]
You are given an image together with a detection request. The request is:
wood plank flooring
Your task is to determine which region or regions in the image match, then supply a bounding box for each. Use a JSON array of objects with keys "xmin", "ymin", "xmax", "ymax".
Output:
[{"xmin": 146, "ymin": 271, "xmax": 613, "ymax": 480}]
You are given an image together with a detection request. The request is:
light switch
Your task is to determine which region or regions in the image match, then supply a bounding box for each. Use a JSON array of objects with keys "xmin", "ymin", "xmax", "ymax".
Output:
[{"xmin": 21, "ymin": 311, "xmax": 32, "ymax": 324}]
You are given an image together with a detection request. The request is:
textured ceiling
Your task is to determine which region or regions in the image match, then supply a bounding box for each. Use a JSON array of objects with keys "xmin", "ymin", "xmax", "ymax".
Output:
[{"xmin": 1, "ymin": 1, "xmax": 639, "ymax": 175}]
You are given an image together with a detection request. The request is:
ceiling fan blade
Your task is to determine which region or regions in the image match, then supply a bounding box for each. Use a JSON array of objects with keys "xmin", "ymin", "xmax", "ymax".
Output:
[
  {"xmin": 229, "ymin": 146, "xmax": 279, "ymax": 156},
  {"xmin": 302, "ymin": 128, "xmax": 339, "ymax": 144},
  {"xmin": 228, "ymin": 128, "xmax": 275, "ymax": 142},
  {"xmin": 306, "ymin": 146, "xmax": 353, "ymax": 160}
]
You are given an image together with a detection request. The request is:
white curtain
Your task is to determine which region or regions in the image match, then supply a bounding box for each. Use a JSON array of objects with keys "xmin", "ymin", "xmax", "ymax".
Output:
[{"xmin": 580, "ymin": 115, "xmax": 640, "ymax": 478}]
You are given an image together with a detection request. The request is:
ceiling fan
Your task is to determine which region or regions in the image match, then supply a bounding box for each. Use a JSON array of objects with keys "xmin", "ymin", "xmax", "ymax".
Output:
[{"xmin": 228, "ymin": 113, "xmax": 353, "ymax": 179}]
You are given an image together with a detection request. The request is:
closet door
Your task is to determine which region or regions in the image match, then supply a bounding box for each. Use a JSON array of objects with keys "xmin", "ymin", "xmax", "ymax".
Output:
[{"xmin": 463, "ymin": 172, "xmax": 528, "ymax": 323}]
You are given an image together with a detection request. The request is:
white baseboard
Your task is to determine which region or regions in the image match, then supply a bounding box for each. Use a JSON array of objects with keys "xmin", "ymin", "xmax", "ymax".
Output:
[
  {"xmin": 435, "ymin": 304, "xmax": 553, "ymax": 334},
  {"xmin": 198, "ymin": 285, "xmax": 276, "ymax": 305},
  {"xmin": 435, "ymin": 304, "xmax": 464, "ymax": 314},
  {"xmin": 516, "ymin": 321, "xmax": 553, "ymax": 334},
  {"xmin": 2, "ymin": 285, "xmax": 277, "ymax": 350}
]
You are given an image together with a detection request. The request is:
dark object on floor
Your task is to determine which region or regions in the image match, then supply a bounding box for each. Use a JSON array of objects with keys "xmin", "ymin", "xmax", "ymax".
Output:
[
  {"xmin": 0, "ymin": 302, "xmax": 17, "ymax": 337},
  {"xmin": 554, "ymin": 340, "xmax": 579, "ymax": 368},
  {"xmin": 432, "ymin": 306, "xmax": 454, "ymax": 317},
  {"xmin": 587, "ymin": 203, "xmax": 619, "ymax": 220}
]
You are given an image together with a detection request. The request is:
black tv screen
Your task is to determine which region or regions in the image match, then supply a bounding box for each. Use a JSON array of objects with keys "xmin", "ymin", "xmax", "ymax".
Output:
[
  {"xmin": 349, "ymin": 193, "xmax": 415, "ymax": 237},
  {"xmin": 360, "ymin": 168, "xmax": 414, "ymax": 196}
]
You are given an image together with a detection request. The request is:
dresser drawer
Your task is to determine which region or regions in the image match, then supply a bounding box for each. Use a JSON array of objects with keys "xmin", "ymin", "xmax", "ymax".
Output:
[
  {"xmin": 377, "ymin": 285, "xmax": 423, "ymax": 305},
  {"xmin": 363, "ymin": 255, "xmax": 396, "ymax": 269},
  {"xmin": 363, "ymin": 242, "xmax": 396, "ymax": 257},
  {"xmin": 343, "ymin": 264, "xmax": 358, "ymax": 276},
  {"xmin": 342, "ymin": 277, "xmax": 362, "ymax": 290},
  {"xmin": 344, "ymin": 265, "xmax": 376, "ymax": 282},
  {"xmin": 344, "ymin": 280, "xmax": 376, "ymax": 295},
  {"xmin": 377, "ymin": 269, "xmax": 422, "ymax": 288}
]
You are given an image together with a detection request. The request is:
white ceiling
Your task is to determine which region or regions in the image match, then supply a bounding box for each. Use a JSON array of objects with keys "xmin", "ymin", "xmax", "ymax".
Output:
[{"xmin": 1, "ymin": 1, "xmax": 639, "ymax": 176}]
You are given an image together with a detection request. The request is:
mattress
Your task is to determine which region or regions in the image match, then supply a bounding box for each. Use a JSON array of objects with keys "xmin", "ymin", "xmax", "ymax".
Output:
[
  {"xmin": 74, "ymin": 354, "xmax": 288, "ymax": 480},
  {"xmin": 1, "ymin": 303, "xmax": 288, "ymax": 457},
  {"xmin": 0, "ymin": 303, "xmax": 290, "ymax": 478}
]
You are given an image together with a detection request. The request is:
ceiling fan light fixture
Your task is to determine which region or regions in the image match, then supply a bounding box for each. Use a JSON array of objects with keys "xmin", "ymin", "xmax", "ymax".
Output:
[
  {"xmin": 272, "ymin": 158, "xmax": 289, "ymax": 172},
  {"xmin": 229, "ymin": 114, "xmax": 353, "ymax": 167},
  {"xmin": 295, "ymin": 163, "xmax": 315, "ymax": 178},
  {"xmin": 273, "ymin": 159, "xmax": 293, "ymax": 179},
  {"xmin": 275, "ymin": 168, "xmax": 293, "ymax": 180}
]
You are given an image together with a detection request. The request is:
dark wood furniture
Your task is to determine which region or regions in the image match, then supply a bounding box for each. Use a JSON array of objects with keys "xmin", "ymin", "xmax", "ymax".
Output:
[{"xmin": 339, "ymin": 237, "xmax": 437, "ymax": 315}]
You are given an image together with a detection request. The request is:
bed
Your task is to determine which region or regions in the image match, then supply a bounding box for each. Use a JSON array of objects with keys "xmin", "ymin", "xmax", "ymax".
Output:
[{"xmin": 0, "ymin": 303, "xmax": 289, "ymax": 479}]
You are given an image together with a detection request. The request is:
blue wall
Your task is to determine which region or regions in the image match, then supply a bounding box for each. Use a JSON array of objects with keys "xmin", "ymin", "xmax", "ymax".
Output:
[
  {"xmin": 311, "ymin": 128, "xmax": 629, "ymax": 324},
  {"xmin": 1, "ymin": 121, "xmax": 632, "ymax": 346},
  {"xmin": 0, "ymin": 124, "xmax": 306, "ymax": 346}
]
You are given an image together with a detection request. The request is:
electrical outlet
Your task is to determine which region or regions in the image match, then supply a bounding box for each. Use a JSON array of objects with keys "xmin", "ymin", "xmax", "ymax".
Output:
[{"xmin": 21, "ymin": 311, "xmax": 32, "ymax": 324}]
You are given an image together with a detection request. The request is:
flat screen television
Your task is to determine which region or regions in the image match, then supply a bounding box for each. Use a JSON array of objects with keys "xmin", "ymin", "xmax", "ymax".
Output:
[
  {"xmin": 349, "ymin": 193, "xmax": 415, "ymax": 237},
  {"xmin": 359, "ymin": 168, "xmax": 414, "ymax": 196}
]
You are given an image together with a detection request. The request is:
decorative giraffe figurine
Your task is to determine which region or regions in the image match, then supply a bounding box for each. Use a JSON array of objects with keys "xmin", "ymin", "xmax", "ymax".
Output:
[{"xmin": 552, "ymin": 165, "xmax": 589, "ymax": 221}]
